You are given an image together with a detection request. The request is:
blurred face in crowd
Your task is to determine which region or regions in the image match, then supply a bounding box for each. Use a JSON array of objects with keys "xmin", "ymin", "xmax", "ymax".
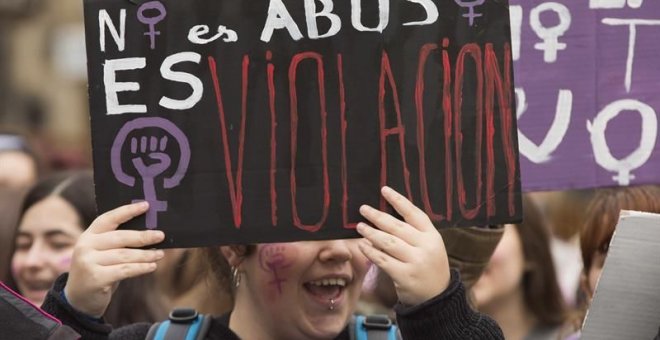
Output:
[
  {"xmin": 11, "ymin": 196, "xmax": 83, "ymax": 306},
  {"xmin": 0, "ymin": 151, "xmax": 37, "ymax": 189},
  {"xmin": 472, "ymin": 224, "xmax": 525, "ymax": 308},
  {"xmin": 223, "ymin": 239, "xmax": 370, "ymax": 339}
]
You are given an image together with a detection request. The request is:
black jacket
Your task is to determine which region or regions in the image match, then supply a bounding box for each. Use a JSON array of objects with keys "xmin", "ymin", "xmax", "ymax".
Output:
[{"xmin": 41, "ymin": 270, "xmax": 503, "ymax": 339}]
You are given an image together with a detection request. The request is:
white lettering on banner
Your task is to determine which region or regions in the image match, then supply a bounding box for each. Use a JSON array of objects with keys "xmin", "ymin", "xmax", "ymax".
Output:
[
  {"xmin": 104, "ymin": 58, "xmax": 147, "ymax": 115},
  {"xmin": 261, "ymin": 0, "xmax": 304, "ymax": 42},
  {"xmin": 601, "ymin": 18, "xmax": 660, "ymax": 93},
  {"xmin": 509, "ymin": 5, "xmax": 522, "ymax": 61},
  {"xmin": 99, "ymin": 9, "xmax": 126, "ymax": 52},
  {"xmin": 516, "ymin": 88, "xmax": 573, "ymax": 164},
  {"xmin": 304, "ymin": 0, "xmax": 342, "ymax": 39},
  {"xmin": 530, "ymin": 2, "xmax": 571, "ymax": 63},
  {"xmin": 402, "ymin": 0, "xmax": 438, "ymax": 26},
  {"xmin": 159, "ymin": 52, "xmax": 204, "ymax": 110},
  {"xmin": 188, "ymin": 25, "xmax": 238, "ymax": 44},
  {"xmin": 587, "ymin": 99, "xmax": 658, "ymax": 186},
  {"xmin": 351, "ymin": 0, "xmax": 389, "ymax": 32},
  {"xmin": 590, "ymin": 0, "xmax": 644, "ymax": 9}
]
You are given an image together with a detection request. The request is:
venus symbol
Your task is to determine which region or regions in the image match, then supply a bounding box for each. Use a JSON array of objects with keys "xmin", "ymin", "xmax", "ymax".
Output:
[
  {"xmin": 454, "ymin": 0, "xmax": 485, "ymax": 26},
  {"xmin": 111, "ymin": 117, "xmax": 190, "ymax": 229}
]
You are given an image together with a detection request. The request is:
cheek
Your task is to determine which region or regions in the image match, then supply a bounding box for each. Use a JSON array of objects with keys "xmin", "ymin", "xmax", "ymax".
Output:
[
  {"xmin": 52, "ymin": 250, "xmax": 74, "ymax": 273},
  {"xmin": 57, "ymin": 256, "xmax": 73, "ymax": 271},
  {"xmin": 10, "ymin": 256, "xmax": 23, "ymax": 278},
  {"xmin": 257, "ymin": 244, "xmax": 299, "ymax": 299}
]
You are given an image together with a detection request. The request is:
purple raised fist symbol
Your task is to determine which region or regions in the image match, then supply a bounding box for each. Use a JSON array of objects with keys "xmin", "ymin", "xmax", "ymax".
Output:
[
  {"xmin": 455, "ymin": 0, "xmax": 485, "ymax": 26},
  {"xmin": 137, "ymin": 1, "xmax": 167, "ymax": 50},
  {"xmin": 111, "ymin": 117, "xmax": 190, "ymax": 229}
]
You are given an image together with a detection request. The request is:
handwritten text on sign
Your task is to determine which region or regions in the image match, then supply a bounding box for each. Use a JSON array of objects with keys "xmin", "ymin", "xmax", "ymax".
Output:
[
  {"xmin": 511, "ymin": 0, "xmax": 660, "ymax": 190},
  {"xmin": 84, "ymin": 0, "xmax": 521, "ymax": 247}
]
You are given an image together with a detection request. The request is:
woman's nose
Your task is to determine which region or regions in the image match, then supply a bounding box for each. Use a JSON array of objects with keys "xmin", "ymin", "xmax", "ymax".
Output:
[
  {"xmin": 318, "ymin": 239, "xmax": 353, "ymax": 263},
  {"xmin": 23, "ymin": 242, "xmax": 47, "ymax": 268}
]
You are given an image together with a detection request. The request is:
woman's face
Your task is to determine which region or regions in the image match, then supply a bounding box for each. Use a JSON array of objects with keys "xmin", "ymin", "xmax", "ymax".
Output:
[
  {"xmin": 229, "ymin": 239, "xmax": 370, "ymax": 340},
  {"xmin": 472, "ymin": 224, "xmax": 526, "ymax": 308},
  {"xmin": 11, "ymin": 196, "xmax": 83, "ymax": 306}
]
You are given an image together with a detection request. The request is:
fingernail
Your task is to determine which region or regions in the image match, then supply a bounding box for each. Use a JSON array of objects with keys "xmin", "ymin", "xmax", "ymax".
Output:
[
  {"xmin": 356, "ymin": 222, "xmax": 368, "ymax": 232},
  {"xmin": 155, "ymin": 250, "xmax": 165, "ymax": 258},
  {"xmin": 381, "ymin": 186, "xmax": 393, "ymax": 195},
  {"xmin": 149, "ymin": 230, "xmax": 165, "ymax": 240},
  {"xmin": 137, "ymin": 201, "xmax": 149, "ymax": 209},
  {"xmin": 359, "ymin": 205, "xmax": 372, "ymax": 214}
]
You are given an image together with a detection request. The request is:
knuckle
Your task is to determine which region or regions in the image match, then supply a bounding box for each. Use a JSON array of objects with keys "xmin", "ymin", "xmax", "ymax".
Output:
[
  {"xmin": 139, "ymin": 232, "xmax": 151, "ymax": 245},
  {"xmin": 117, "ymin": 249, "xmax": 131, "ymax": 263},
  {"xmin": 120, "ymin": 264, "xmax": 133, "ymax": 277}
]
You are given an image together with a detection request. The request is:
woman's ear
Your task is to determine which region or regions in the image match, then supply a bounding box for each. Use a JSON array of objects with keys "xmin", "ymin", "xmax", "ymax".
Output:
[{"xmin": 220, "ymin": 245, "xmax": 248, "ymax": 267}]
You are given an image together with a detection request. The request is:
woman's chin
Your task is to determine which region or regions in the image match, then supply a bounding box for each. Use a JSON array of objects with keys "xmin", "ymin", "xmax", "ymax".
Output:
[{"xmin": 301, "ymin": 313, "xmax": 349, "ymax": 339}]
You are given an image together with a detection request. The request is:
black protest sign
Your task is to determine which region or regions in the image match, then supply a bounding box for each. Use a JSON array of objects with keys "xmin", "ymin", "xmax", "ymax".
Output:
[{"xmin": 84, "ymin": 0, "xmax": 522, "ymax": 248}]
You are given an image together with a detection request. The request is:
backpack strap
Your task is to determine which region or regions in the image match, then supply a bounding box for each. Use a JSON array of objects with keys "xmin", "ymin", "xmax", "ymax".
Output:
[
  {"xmin": 145, "ymin": 308, "xmax": 211, "ymax": 340},
  {"xmin": 352, "ymin": 314, "xmax": 400, "ymax": 340}
]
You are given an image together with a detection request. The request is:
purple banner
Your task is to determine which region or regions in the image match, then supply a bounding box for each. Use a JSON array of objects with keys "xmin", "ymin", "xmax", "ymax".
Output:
[{"xmin": 511, "ymin": 0, "xmax": 660, "ymax": 191}]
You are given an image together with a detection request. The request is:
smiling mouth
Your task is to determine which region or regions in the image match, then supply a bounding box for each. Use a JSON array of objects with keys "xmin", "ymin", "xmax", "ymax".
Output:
[
  {"xmin": 303, "ymin": 278, "xmax": 348, "ymax": 306},
  {"xmin": 22, "ymin": 280, "xmax": 52, "ymax": 291}
]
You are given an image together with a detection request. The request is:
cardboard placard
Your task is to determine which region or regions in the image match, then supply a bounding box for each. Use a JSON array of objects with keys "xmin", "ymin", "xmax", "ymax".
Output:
[
  {"xmin": 84, "ymin": 0, "xmax": 521, "ymax": 247},
  {"xmin": 581, "ymin": 210, "xmax": 660, "ymax": 340}
]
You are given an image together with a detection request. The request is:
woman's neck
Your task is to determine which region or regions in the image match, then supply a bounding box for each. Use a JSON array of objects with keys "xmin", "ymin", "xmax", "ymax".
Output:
[
  {"xmin": 229, "ymin": 290, "xmax": 275, "ymax": 340},
  {"xmin": 480, "ymin": 290, "xmax": 537, "ymax": 340}
]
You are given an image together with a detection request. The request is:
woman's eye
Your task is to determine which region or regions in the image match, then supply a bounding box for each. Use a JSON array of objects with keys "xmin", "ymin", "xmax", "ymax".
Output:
[
  {"xmin": 14, "ymin": 237, "xmax": 31, "ymax": 251},
  {"xmin": 52, "ymin": 243, "xmax": 73, "ymax": 251},
  {"xmin": 49, "ymin": 240, "xmax": 74, "ymax": 251},
  {"xmin": 14, "ymin": 242, "xmax": 31, "ymax": 251}
]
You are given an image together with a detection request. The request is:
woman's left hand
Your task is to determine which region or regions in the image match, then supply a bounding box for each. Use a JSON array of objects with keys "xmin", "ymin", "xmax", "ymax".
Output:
[{"xmin": 357, "ymin": 186, "xmax": 451, "ymax": 306}]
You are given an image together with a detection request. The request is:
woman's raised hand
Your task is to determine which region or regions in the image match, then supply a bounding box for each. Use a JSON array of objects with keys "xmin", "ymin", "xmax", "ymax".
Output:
[
  {"xmin": 357, "ymin": 186, "xmax": 450, "ymax": 306},
  {"xmin": 63, "ymin": 202, "xmax": 165, "ymax": 317}
]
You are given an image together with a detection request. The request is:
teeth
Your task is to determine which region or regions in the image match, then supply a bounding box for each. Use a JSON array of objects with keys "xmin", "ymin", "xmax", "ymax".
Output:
[{"xmin": 308, "ymin": 278, "xmax": 347, "ymax": 287}]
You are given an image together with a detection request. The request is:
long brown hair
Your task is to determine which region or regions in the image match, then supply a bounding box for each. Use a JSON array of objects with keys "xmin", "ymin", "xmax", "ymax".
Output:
[{"xmin": 516, "ymin": 195, "xmax": 566, "ymax": 327}]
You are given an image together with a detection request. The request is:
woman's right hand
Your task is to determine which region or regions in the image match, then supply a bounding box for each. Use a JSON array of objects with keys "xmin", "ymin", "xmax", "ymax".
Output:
[{"xmin": 63, "ymin": 201, "xmax": 165, "ymax": 317}]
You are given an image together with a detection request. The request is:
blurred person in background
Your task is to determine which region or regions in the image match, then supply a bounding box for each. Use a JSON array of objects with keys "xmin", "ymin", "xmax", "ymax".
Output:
[
  {"xmin": 0, "ymin": 131, "xmax": 40, "ymax": 189},
  {"xmin": 565, "ymin": 185, "xmax": 660, "ymax": 338},
  {"xmin": 4, "ymin": 171, "xmax": 167, "ymax": 326},
  {"xmin": 472, "ymin": 195, "xmax": 566, "ymax": 340},
  {"xmin": 154, "ymin": 248, "xmax": 232, "ymax": 315},
  {"xmin": 535, "ymin": 190, "xmax": 594, "ymax": 307},
  {"xmin": 0, "ymin": 187, "xmax": 26, "ymax": 282}
]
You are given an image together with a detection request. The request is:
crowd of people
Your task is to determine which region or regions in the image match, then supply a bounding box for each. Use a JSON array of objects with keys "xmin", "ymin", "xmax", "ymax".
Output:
[{"xmin": 1, "ymin": 131, "xmax": 660, "ymax": 340}]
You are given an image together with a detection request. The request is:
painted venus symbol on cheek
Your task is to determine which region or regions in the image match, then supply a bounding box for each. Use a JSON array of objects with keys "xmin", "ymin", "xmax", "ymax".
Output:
[
  {"xmin": 258, "ymin": 245, "xmax": 292, "ymax": 295},
  {"xmin": 111, "ymin": 117, "xmax": 191, "ymax": 229},
  {"xmin": 58, "ymin": 257, "xmax": 72, "ymax": 270}
]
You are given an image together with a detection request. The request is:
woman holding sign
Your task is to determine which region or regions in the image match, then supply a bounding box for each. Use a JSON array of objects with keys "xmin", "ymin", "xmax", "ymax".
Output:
[{"xmin": 40, "ymin": 187, "xmax": 503, "ymax": 339}]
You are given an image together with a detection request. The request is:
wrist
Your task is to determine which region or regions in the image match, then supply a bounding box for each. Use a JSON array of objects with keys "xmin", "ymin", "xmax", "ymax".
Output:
[{"xmin": 62, "ymin": 286, "xmax": 104, "ymax": 321}]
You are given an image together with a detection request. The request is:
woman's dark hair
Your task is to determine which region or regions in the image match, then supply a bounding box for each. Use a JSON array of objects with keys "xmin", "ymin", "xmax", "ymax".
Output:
[
  {"xmin": 580, "ymin": 185, "xmax": 660, "ymax": 273},
  {"xmin": 516, "ymin": 195, "xmax": 566, "ymax": 327},
  {"xmin": 19, "ymin": 171, "xmax": 96, "ymax": 229},
  {"xmin": 203, "ymin": 245, "xmax": 256, "ymax": 300}
]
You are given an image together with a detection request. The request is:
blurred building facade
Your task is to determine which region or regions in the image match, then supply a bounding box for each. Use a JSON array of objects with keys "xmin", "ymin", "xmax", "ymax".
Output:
[{"xmin": 1, "ymin": 0, "xmax": 91, "ymax": 169}]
